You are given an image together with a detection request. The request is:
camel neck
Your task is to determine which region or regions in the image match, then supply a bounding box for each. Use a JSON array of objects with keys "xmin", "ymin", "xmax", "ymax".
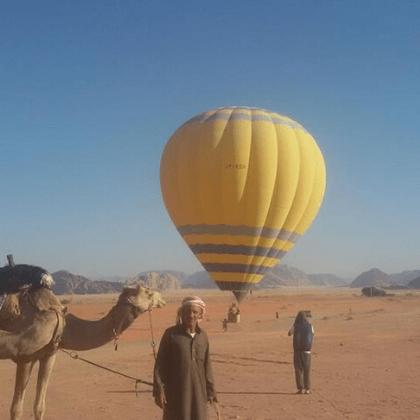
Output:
[{"xmin": 60, "ymin": 303, "xmax": 137, "ymax": 351}]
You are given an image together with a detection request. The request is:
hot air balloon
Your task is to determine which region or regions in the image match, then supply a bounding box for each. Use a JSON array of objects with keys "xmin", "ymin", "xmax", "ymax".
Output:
[{"xmin": 160, "ymin": 107, "xmax": 326, "ymax": 303}]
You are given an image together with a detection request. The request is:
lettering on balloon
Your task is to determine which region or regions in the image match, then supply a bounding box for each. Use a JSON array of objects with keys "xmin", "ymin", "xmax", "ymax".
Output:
[{"xmin": 225, "ymin": 164, "xmax": 247, "ymax": 170}]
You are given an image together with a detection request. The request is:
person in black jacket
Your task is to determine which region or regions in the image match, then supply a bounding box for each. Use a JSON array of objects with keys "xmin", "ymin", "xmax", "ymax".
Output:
[{"xmin": 288, "ymin": 310, "xmax": 314, "ymax": 394}]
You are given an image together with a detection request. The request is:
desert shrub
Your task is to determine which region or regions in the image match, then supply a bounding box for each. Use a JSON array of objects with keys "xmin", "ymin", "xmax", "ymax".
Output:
[{"xmin": 60, "ymin": 298, "xmax": 72, "ymax": 305}]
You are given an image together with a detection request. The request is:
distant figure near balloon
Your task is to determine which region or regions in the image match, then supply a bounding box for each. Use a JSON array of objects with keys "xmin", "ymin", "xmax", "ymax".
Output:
[
  {"xmin": 221, "ymin": 318, "xmax": 228, "ymax": 332},
  {"xmin": 160, "ymin": 107, "xmax": 326, "ymax": 303}
]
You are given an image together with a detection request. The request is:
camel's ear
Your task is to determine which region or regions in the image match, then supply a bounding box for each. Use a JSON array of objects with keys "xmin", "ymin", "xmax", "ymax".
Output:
[
  {"xmin": 63, "ymin": 306, "xmax": 68, "ymax": 315},
  {"xmin": 118, "ymin": 287, "xmax": 127, "ymax": 302}
]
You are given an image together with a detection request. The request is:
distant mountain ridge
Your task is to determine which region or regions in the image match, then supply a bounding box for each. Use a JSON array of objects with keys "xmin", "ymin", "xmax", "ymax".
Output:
[
  {"xmin": 261, "ymin": 264, "xmax": 313, "ymax": 287},
  {"xmin": 183, "ymin": 271, "xmax": 216, "ymax": 289},
  {"xmin": 390, "ymin": 270, "xmax": 420, "ymax": 286},
  {"xmin": 407, "ymin": 276, "xmax": 420, "ymax": 289},
  {"xmin": 349, "ymin": 268, "xmax": 397, "ymax": 288},
  {"xmin": 51, "ymin": 265, "xmax": 348, "ymax": 295},
  {"xmin": 308, "ymin": 273, "xmax": 348, "ymax": 287},
  {"xmin": 125, "ymin": 271, "xmax": 182, "ymax": 290},
  {"xmin": 52, "ymin": 270, "xmax": 182, "ymax": 295},
  {"xmin": 49, "ymin": 265, "xmax": 420, "ymax": 295},
  {"xmin": 52, "ymin": 270, "xmax": 124, "ymax": 295}
]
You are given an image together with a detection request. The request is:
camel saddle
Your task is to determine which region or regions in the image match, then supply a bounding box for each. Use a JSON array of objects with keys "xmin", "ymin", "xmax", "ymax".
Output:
[
  {"xmin": 0, "ymin": 265, "xmax": 55, "ymax": 322},
  {"xmin": 0, "ymin": 264, "xmax": 54, "ymax": 296}
]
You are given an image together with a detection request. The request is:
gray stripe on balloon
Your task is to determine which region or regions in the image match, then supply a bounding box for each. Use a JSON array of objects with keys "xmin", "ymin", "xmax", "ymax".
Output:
[
  {"xmin": 189, "ymin": 243, "xmax": 288, "ymax": 259},
  {"xmin": 177, "ymin": 224, "xmax": 300, "ymax": 243},
  {"xmin": 215, "ymin": 281, "xmax": 255, "ymax": 292},
  {"xmin": 202, "ymin": 262, "xmax": 272, "ymax": 275}
]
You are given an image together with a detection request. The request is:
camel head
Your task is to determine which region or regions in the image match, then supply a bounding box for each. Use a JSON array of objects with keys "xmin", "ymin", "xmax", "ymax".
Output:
[
  {"xmin": 116, "ymin": 285, "xmax": 166, "ymax": 315},
  {"xmin": 60, "ymin": 285, "xmax": 166, "ymax": 352}
]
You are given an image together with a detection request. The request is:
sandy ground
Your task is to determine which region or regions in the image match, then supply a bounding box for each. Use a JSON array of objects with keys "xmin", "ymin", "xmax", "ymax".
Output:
[{"xmin": 1, "ymin": 287, "xmax": 420, "ymax": 420}]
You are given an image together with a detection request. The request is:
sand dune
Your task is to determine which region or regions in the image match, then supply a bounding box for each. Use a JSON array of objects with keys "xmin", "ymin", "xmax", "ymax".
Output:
[{"xmin": 1, "ymin": 287, "xmax": 419, "ymax": 419}]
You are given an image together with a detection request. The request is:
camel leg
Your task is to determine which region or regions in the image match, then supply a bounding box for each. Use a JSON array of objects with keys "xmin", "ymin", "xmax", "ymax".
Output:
[
  {"xmin": 10, "ymin": 360, "xmax": 36, "ymax": 420},
  {"xmin": 33, "ymin": 353, "xmax": 56, "ymax": 420}
]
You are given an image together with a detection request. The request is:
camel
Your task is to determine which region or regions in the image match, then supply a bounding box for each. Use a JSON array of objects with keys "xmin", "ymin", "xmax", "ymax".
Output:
[
  {"xmin": 0, "ymin": 284, "xmax": 166, "ymax": 420},
  {"xmin": 0, "ymin": 305, "xmax": 63, "ymax": 360}
]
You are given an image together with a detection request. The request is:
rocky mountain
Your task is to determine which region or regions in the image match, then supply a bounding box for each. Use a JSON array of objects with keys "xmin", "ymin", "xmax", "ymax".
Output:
[
  {"xmin": 52, "ymin": 270, "xmax": 183, "ymax": 294},
  {"xmin": 308, "ymin": 273, "xmax": 348, "ymax": 287},
  {"xmin": 182, "ymin": 271, "xmax": 216, "ymax": 289},
  {"xmin": 52, "ymin": 270, "xmax": 124, "ymax": 295},
  {"xmin": 94, "ymin": 275, "xmax": 128, "ymax": 283},
  {"xmin": 390, "ymin": 270, "xmax": 420, "ymax": 286},
  {"xmin": 181, "ymin": 265, "xmax": 347, "ymax": 289},
  {"xmin": 259, "ymin": 264, "xmax": 313, "ymax": 287},
  {"xmin": 349, "ymin": 268, "xmax": 397, "ymax": 288},
  {"xmin": 256, "ymin": 265, "xmax": 347, "ymax": 288},
  {"xmin": 48, "ymin": 266, "xmax": 420, "ymax": 295},
  {"xmin": 125, "ymin": 271, "xmax": 181, "ymax": 290},
  {"xmin": 407, "ymin": 276, "xmax": 420, "ymax": 289},
  {"xmin": 152, "ymin": 270, "xmax": 190, "ymax": 284}
]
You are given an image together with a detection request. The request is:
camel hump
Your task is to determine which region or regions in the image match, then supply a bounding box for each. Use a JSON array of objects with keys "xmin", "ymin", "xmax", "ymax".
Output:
[{"xmin": 0, "ymin": 264, "xmax": 54, "ymax": 295}]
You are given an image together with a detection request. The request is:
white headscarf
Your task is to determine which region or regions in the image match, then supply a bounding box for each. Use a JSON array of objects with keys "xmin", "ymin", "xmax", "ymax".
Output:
[
  {"xmin": 176, "ymin": 296, "xmax": 206, "ymax": 324},
  {"xmin": 182, "ymin": 296, "xmax": 206, "ymax": 315}
]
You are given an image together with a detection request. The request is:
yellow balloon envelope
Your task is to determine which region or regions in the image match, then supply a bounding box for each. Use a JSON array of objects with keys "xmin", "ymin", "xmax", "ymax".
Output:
[{"xmin": 160, "ymin": 107, "xmax": 326, "ymax": 303}]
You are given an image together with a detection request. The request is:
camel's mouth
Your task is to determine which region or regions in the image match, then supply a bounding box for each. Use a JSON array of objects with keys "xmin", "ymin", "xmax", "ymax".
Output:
[{"xmin": 156, "ymin": 298, "xmax": 166, "ymax": 308}]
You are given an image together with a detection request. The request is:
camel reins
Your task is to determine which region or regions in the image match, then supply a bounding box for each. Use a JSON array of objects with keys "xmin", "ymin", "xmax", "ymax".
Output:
[
  {"xmin": 59, "ymin": 348, "xmax": 153, "ymax": 396},
  {"xmin": 110, "ymin": 298, "xmax": 157, "ymax": 355},
  {"xmin": 111, "ymin": 297, "xmax": 144, "ymax": 350},
  {"xmin": 147, "ymin": 302, "xmax": 158, "ymax": 360},
  {"xmin": 60, "ymin": 299, "xmax": 159, "ymax": 397}
]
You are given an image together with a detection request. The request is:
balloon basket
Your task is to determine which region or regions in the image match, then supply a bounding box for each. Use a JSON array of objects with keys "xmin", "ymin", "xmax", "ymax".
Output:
[{"xmin": 228, "ymin": 313, "xmax": 240, "ymax": 323}]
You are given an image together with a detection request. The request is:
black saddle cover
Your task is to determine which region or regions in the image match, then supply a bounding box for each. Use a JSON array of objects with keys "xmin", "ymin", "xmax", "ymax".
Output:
[{"xmin": 0, "ymin": 264, "xmax": 53, "ymax": 295}]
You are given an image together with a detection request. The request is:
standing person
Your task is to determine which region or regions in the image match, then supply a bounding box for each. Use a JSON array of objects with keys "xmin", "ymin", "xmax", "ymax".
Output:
[
  {"xmin": 288, "ymin": 311, "xmax": 314, "ymax": 394},
  {"xmin": 153, "ymin": 296, "xmax": 217, "ymax": 420},
  {"xmin": 221, "ymin": 318, "xmax": 228, "ymax": 332}
]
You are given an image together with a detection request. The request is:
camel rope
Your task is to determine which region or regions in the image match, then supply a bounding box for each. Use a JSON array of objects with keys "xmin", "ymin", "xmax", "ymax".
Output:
[
  {"xmin": 59, "ymin": 348, "xmax": 153, "ymax": 397},
  {"xmin": 213, "ymin": 400, "xmax": 222, "ymax": 420},
  {"xmin": 60, "ymin": 306, "xmax": 159, "ymax": 398},
  {"xmin": 148, "ymin": 304, "xmax": 158, "ymax": 360}
]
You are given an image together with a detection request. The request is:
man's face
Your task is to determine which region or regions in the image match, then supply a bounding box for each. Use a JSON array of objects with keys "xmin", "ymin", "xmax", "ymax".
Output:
[{"xmin": 181, "ymin": 304, "xmax": 202, "ymax": 331}]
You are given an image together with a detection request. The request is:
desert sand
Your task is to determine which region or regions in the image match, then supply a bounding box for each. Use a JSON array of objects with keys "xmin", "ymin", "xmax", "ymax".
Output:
[{"xmin": 1, "ymin": 287, "xmax": 419, "ymax": 420}]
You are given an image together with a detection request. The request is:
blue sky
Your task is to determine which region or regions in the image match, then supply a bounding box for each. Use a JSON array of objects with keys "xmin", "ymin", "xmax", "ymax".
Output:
[{"xmin": 1, "ymin": 0, "xmax": 419, "ymax": 280}]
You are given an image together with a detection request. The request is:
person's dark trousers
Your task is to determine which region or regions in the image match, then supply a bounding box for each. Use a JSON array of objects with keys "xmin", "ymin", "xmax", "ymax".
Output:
[{"xmin": 293, "ymin": 351, "xmax": 311, "ymax": 390}]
